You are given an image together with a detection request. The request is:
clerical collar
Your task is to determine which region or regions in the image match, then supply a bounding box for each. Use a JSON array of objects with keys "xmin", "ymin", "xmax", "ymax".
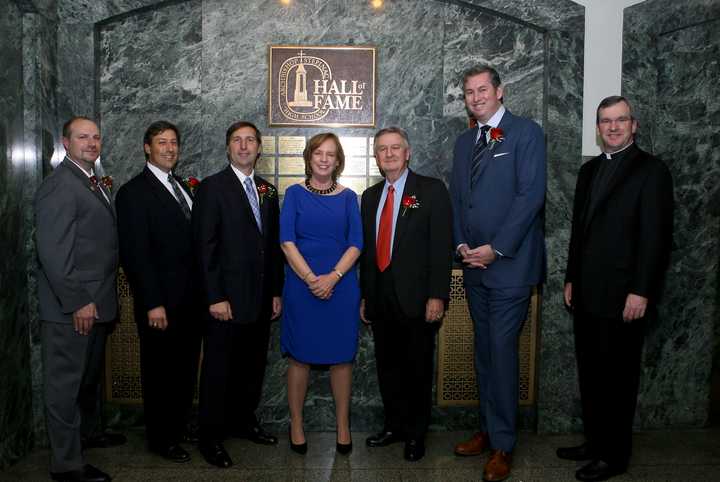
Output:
[{"xmin": 602, "ymin": 141, "xmax": 634, "ymax": 160}]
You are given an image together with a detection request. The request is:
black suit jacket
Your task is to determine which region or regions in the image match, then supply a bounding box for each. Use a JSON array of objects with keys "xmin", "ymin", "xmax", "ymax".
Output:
[
  {"xmin": 565, "ymin": 144, "xmax": 674, "ymax": 318},
  {"xmin": 116, "ymin": 166, "xmax": 202, "ymax": 314},
  {"xmin": 360, "ymin": 169, "xmax": 453, "ymax": 320},
  {"xmin": 192, "ymin": 165, "xmax": 284, "ymax": 323}
]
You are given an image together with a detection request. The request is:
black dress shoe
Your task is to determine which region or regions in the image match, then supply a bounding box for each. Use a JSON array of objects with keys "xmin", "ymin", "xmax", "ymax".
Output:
[
  {"xmin": 82, "ymin": 432, "xmax": 127, "ymax": 449},
  {"xmin": 404, "ymin": 439, "xmax": 426, "ymax": 462},
  {"xmin": 199, "ymin": 441, "xmax": 233, "ymax": 468},
  {"xmin": 150, "ymin": 444, "xmax": 191, "ymax": 463},
  {"xmin": 240, "ymin": 425, "xmax": 278, "ymax": 445},
  {"xmin": 50, "ymin": 464, "xmax": 111, "ymax": 482},
  {"xmin": 366, "ymin": 430, "xmax": 403, "ymax": 447},
  {"xmin": 336, "ymin": 441, "xmax": 352, "ymax": 455},
  {"xmin": 557, "ymin": 442, "xmax": 596, "ymax": 461},
  {"xmin": 575, "ymin": 459, "xmax": 626, "ymax": 482}
]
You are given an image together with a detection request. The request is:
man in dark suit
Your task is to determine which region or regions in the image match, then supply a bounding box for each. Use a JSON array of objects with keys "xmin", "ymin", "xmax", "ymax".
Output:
[
  {"xmin": 192, "ymin": 121, "xmax": 284, "ymax": 468},
  {"xmin": 557, "ymin": 96, "xmax": 674, "ymax": 482},
  {"xmin": 115, "ymin": 121, "xmax": 202, "ymax": 463},
  {"xmin": 450, "ymin": 65, "xmax": 546, "ymax": 482},
  {"xmin": 35, "ymin": 116, "xmax": 125, "ymax": 482},
  {"xmin": 360, "ymin": 127, "xmax": 453, "ymax": 462}
]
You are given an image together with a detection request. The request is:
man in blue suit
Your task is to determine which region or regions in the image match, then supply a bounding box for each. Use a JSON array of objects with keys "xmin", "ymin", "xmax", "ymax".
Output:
[{"xmin": 450, "ymin": 65, "xmax": 546, "ymax": 482}]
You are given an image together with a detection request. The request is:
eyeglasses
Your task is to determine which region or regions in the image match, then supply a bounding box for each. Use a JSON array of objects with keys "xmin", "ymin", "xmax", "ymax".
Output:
[{"xmin": 598, "ymin": 116, "xmax": 632, "ymax": 126}]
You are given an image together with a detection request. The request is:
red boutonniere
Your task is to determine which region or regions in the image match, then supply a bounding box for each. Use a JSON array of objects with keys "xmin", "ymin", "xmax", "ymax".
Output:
[
  {"xmin": 89, "ymin": 175, "xmax": 113, "ymax": 192},
  {"xmin": 401, "ymin": 194, "xmax": 421, "ymax": 216},
  {"xmin": 257, "ymin": 183, "xmax": 277, "ymax": 204},
  {"xmin": 101, "ymin": 176, "xmax": 113, "ymax": 191},
  {"xmin": 184, "ymin": 176, "xmax": 200, "ymax": 194},
  {"xmin": 488, "ymin": 127, "xmax": 504, "ymax": 149}
]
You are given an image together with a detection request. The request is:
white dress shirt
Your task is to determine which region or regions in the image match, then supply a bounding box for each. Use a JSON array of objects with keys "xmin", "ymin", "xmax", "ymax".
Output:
[{"xmin": 146, "ymin": 162, "xmax": 193, "ymax": 209}]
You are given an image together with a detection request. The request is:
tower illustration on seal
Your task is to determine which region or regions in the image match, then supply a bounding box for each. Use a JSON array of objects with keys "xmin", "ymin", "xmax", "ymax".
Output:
[{"xmin": 288, "ymin": 51, "xmax": 313, "ymax": 107}]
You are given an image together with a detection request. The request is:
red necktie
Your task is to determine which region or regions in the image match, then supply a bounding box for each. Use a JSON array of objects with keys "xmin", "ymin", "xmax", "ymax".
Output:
[{"xmin": 376, "ymin": 185, "xmax": 394, "ymax": 272}]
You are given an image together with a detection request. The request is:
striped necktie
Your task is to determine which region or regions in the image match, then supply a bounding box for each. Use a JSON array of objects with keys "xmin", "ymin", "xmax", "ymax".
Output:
[
  {"xmin": 470, "ymin": 125, "xmax": 491, "ymax": 186},
  {"xmin": 244, "ymin": 177, "xmax": 262, "ymax": 230},
  {"xmin": 167, "ymin": 174, "xmax": 191, "ymax": 220}
]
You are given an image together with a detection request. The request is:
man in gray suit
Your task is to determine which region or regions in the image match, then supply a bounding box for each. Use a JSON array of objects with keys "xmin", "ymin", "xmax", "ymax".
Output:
[{"xmin": 35, "ymin": 116, "xmax": 125, "ymax": 482}]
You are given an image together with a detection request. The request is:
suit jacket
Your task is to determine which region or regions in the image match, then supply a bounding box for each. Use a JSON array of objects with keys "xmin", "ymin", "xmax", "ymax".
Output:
[
  {"xmin": 192, "ymin": 165, "xmax": 284, "ymax": 324},
  {"xmin": 35, "ymin": 158, "xmax": 119, "ymax": 323},
  {"xmin": 115, "ymin": 166, "xmax": 202, "ymax": 315},
  {"xmin": 449, "ymin": 109, "xmax": 547, "ymax": 288},
  {"xmin": 360, "ymin": 169, "xmax": 453, "ymax": 320},
  {"xmin": 565, "ymin": 143, "xmax": 674, "ymax": 318}
]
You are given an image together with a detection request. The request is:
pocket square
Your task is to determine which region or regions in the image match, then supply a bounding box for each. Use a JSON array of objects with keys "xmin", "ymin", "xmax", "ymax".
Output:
[{"xmin": 493, "ymin": 152, "xmax": 510, "ymax": 158}]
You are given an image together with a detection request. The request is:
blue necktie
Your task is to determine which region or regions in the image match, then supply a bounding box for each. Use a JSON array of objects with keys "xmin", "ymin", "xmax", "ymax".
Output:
[{"xmin": 244, "ymin": 177, "xmax": 262, "ymax": 230}]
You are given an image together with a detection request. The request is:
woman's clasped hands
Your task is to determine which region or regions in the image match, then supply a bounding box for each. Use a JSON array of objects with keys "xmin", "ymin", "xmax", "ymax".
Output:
[{"xmin": 305, "ymin": 272, "xmax": 338, "ymax": 300}]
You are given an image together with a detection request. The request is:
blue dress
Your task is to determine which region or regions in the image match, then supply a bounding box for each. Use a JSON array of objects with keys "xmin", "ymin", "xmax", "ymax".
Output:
[{"xmin": 280, "ymin": 184, "xmax": 363, "ymax": 364}]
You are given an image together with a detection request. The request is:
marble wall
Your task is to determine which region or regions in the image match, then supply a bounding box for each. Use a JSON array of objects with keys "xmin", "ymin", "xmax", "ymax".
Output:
[
  {"xmin": 623, "ymin": 0, "xmax": 720, "ymax": 428},
  {"xmin": 91, "ymin": 0, "xmax": 584, "ymax": 433},
  {"xmin": 7, "ymin": 0, "xmax": 719, "ymax": 468},
  {"xmin": 0, "ymin": 2, "xmax": 31, "ymax": 470},
  {"xmin": 7, "ymin": 0, "xmax": 608, "ymax": 466}
]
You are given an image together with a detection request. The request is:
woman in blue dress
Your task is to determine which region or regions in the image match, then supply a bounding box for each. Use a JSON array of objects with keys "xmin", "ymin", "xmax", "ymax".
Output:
[{"xmin": 279, "ymin": 133, "xmax": 363, "ymax": 455}]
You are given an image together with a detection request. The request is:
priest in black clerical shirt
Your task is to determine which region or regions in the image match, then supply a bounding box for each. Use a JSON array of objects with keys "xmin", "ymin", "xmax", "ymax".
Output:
[{"xmin": 559, "ymin": 96, "xmax": 674, "ymax": 482}]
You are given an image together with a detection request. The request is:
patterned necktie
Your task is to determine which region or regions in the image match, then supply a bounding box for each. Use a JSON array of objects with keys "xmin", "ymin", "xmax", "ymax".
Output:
[
  {"xmin": 167, "ymin": 174, "xmax": 191, "ymax": 220},
  {"xmin": 244, "ymin": 177, "xmax": 262, "ymax": 230},
  {"xmin": 470, "ymin": 125, "xmax": 491, "ymax": 186},
  {"xmin": 376, "ymin": 185, "xmax": 394, "ymax": 272},
  {"xmin": 89, "ymin": 175, "xmax": 110, "ymax": 205}
]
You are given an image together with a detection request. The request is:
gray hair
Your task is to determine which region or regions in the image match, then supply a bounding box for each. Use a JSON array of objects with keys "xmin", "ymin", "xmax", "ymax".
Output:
[{"xmin": 373, "ymin": 126, "xmax": 411, "ymax": 154}]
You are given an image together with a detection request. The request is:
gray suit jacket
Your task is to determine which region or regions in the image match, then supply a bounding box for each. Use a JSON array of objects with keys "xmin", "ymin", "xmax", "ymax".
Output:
[{"xmin": 35, "ymin": 158, "xmax": 119, "ymax": 323}]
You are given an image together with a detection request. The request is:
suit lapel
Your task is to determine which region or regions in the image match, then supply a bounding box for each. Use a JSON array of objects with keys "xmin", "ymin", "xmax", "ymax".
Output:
[
  {"xmin": 392, "ymin": 170, "xmax": 417, "ymax": 253},
  {"xmin": 364, "ymin": 181, "xmax": 384, "ymax": 261},
  {"xmin": 142, "ymin": 167, "xmax": 189, "ymax": 226},
  {"xmin": 62, "ymin": 158, "xmax": 115, "ymax": 218},
  {"xmin": 223, "ymin": 166, "xmax": 261, "ymax": 235}
]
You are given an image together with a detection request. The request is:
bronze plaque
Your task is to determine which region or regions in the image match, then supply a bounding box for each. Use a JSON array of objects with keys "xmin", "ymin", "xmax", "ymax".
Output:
[
  {"xmin": 278, "ymin": 177, "xmax": 306, "ymax": 195},
  {"xmin": 343, "ymin": 157, "xmax": 367, "ymax": 176},
  {"xmin": 261, "ymin": 136, "xmax": 277, "ymax": 154},
  {"xmin": 278, "ymin": 136, "xmax": 306, "ymax": 155},
  {"xmin": 256, "ymin": 156, "xmax": 276, "ymax": 174},
  {"xmin": 279, "ymin": 157, "xmax": 306, "ymax": 175},
  {"xmin": 337, "ymin": 176, "xmax": 367, "ymax": 194},
  {"xmin": 269, "ymin": 46, "xmax": 376, "ymax": 127},
  {"xmin": 339, "ymin": 136, "xmax": 367, "ymax": 157}
]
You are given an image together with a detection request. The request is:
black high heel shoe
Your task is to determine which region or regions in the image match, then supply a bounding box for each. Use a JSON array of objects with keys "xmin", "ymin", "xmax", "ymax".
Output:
[
  {"xmin": 289, "ymin": 427, "xmax": 307, "ymax": 455},
  {"xmin": 336, "ymin": 440, "xmax": 352, "ymax": 455},
  {"xmin": 336, "ymin": 426, "xmax": 352, "ymax": 455}
]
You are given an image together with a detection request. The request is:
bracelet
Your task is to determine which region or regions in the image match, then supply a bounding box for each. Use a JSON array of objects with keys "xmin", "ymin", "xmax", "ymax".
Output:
[
  {"xmin": 334, "ymin": 270, "xmax": 343, "ymax": 279},
  {"xmin": 302, "ymin": 271, "xmax": 313, "ymax": 281}
]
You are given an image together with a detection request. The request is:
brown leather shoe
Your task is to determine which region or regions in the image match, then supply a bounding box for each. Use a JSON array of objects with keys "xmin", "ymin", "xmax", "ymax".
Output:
[
  {"xmin": 454, "ymin": 432, "xmax": 489, "ymax": 456},
  {"xmin": 483, "ymin": 449, "xmax": 512, "ymax": 482}
]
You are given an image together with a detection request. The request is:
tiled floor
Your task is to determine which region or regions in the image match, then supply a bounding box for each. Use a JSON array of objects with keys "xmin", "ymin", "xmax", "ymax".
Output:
[{"xmin": 3, "ymin": 429, "xmax": 720, "ymax": 481}]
